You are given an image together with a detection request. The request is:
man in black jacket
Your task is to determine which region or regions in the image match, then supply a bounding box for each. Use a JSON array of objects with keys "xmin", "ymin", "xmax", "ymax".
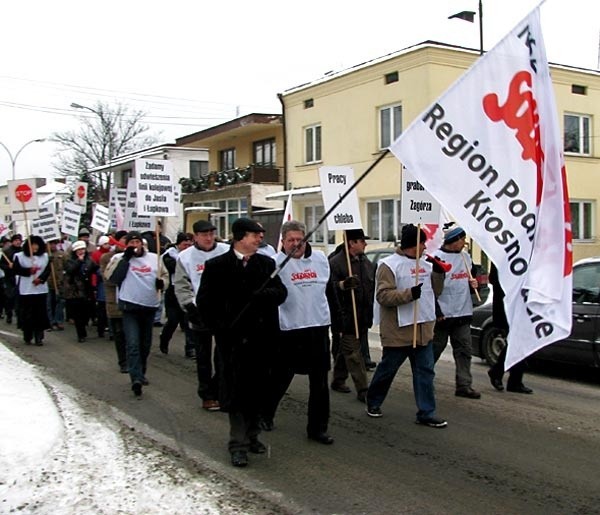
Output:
[
  {"xmin": 328, "ymin": 229, "xmax": 375, "ymax": 403},
  {"xmin": 197, "ymin": 218, "xmax": 287, "ymax": 468},
  {"xmin": 0, "ymin": 234, "xmax": 23, "ymax": 324}
]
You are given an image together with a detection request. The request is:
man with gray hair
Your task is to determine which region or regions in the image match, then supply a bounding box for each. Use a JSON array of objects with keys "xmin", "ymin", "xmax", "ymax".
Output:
[{"xmin": 261, "ymin": 220, "xmax": 335, "ymax": 445}]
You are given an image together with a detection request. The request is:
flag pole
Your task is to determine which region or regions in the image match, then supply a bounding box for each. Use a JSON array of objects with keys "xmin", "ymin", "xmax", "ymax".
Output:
[
  {"xmin": 343, "ymin": 231, "xmax": 360, "ymax": 339},
  {"xmin": 412, "ymin": 223, "xmax": 422, "ymax": 348},
  {"xmin": 229, "ymin": 149, "xmax": 390, "ymax": 328},
  {"xmin": 461, "ymin": 251, "xmax": 481, "ymax": 303}
]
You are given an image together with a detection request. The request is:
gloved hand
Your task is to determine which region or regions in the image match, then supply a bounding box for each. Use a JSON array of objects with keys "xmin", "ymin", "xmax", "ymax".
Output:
[
  {"xmin": 411, "ymin": 283, "xmax": 423, "ymax": 300},
  {"xmin": 155, "ymin": 278, "xmax": 164, "ymax": 291},
  {"xmin": 339, "ymin": 275, "xmax": 360, "ymax": 290},
  {"xmin": 426, "ymin": 254, "xmax": 451, "ymax": 273},
  {"xmin": 123, "ymin": 246, "xmax": 136, "ymax": 261},
  {"xmin": 184, "ymin": 303, "xmax": 203, "ymax": 326}
]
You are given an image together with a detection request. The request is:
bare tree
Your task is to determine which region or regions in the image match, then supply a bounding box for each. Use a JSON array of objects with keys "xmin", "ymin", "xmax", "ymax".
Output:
[{"xmin": 52, "ymin": 101, "xmax": 158, "ymax": 201}]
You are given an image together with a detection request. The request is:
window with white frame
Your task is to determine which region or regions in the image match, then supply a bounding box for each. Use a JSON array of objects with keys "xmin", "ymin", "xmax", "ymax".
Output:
[
  {"xmin": 570, "ymin": 200, "xmax": 594, "ymax": 241},
  {"xmin": 304, "ymin": 205, "xmax": 334, "ymax": 244},
  {"xmin": 367, "ymin": 199, "xmax": 401, "ymax": 242},
  {"xmin": 564, "ymin": 113, "xmax": 591, "ymax": 155},
  {"xmin": 305, "ymin": 124, "xmax": 322, "ymax": 164},
  {"xmin": 379, "ymin": 104, "xmax": 402, "ymax": 149}
]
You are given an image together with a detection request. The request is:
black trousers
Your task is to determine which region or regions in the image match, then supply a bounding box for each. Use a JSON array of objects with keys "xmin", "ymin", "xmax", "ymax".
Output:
[
  {"xmin": 489, "ymin": 345, "xmax": 527, "ymax": 387},
  {"xmin": 193, "ymin": 330, "xmax": 220, "ymax": 401}
]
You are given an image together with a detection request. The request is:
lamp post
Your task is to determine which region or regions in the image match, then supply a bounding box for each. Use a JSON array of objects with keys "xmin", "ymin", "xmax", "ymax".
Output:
[
  {"xmin": 0, "ymin": 138, "xmax": 46, "ymax": 181},
  {"xmin": 449, "ymin": 0, "xmax": 484, "ymax": 55}
]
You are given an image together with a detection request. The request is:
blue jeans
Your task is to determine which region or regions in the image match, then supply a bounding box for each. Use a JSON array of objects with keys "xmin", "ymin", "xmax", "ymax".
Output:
[
  {"xmin": 46, "ymin": 289, "xmax": 65, "ymax": 325},
  {"xmin": 121, "ymin": 303, "xmax": 155, "ymax": 385},
  {"xmin": 367, "ymin": 343, "xmax": 437, "ymax": 421}
]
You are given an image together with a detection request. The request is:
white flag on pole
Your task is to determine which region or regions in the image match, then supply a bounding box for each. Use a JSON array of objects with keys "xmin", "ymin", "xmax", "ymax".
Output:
[
  {"xmin": 277, "ymin": 191, "xmax": 295, "ymax": 252},
  {"xmin": 390, "ymin": 7, "xmax": 572, "ymax": 369}
]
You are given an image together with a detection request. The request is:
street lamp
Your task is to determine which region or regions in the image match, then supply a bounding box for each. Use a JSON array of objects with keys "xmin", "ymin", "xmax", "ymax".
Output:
[
  {"xmin": 449, "ymin": 0, "xmax": 484, "ymax": 55},
  {"xmin": 0, "ymin": 138, "xmax": 47, "ymax": 180}
]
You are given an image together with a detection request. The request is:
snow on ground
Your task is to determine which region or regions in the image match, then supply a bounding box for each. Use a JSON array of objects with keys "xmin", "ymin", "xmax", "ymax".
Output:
[{"xmin": 0, "ymin": 342, "xmax": 247, "ymax": 515}]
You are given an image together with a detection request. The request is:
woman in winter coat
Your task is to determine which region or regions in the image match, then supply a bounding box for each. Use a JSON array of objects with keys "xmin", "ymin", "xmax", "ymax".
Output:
[
  {"xmin": 13, "ymin": 235, "xmax": 51, "ymax": 345},
  {"xmin": 63, "ymin": 240, "xmax": 99, "ymax": 342}
]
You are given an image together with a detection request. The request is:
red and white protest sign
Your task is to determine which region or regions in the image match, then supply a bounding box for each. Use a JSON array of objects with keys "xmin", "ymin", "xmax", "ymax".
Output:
[
  {"xmin": 7, "ymin": 179, "xmax": 39, "ymax": 221},
  {"xmin": 74, "ymin": 181, "xmax": 88, "ymax": 207},
  {"xmin": 390, "ymin": 7, "xmax": 572, "ymax": 369}
]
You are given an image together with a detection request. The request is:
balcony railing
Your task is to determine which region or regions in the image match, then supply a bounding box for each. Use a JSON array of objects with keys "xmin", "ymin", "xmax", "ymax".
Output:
[{"xmin": 180, "ymin": 165, "xmax": 280, "ymax": 193}]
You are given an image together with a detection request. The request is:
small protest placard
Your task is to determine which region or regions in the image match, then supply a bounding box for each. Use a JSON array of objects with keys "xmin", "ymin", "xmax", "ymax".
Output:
[
  {"xmin": 400, "ymin": 167, "xmax": 440, "ymax": 225},
  {"xmin": 318, "ymin": 166, "xmax": 362, "ymax": 231},
  {"xmin": 32, "ymin": 205, "xmax": 61, "ymax": 242},
  {"xmin": 7, "ymin": 179, "xmax": 40, "ymax": 221},
  {"xmin": 91, "ymin": 204, "xmax": 111, "ymax": 234},
  {"xmin": 135, "ymin": 159, "xmax": 176, "ymax": 217},
  {"xmin": 61, "ymin": 201, "xmax": 84, "ymax": 238},
  {"xmin": 124, "ymin": 178, "xmax": 153, "ymax": 232}
]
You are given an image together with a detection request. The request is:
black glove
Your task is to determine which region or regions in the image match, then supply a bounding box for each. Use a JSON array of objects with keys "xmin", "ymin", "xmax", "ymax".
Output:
[
  {"xmin": 426, "ymin": 254, "xmax": 451, "ymax": 274},
  {"xmin": 339, "ymin": 275, "xmax": 360, "ymax": 290},
  {"xmin": 411, "ymin": 283, "xmax": 423, "ymax": 300},
  {"xmin": 123, "ymin": 246, "xmax": 136, "ymax": 261},
  {"xmin": 184, "ymin": 303, "xmax": 203, "ymax": 326},
  {"xmin": 155, "ymin": 278, "xmax": 164, "ymax": 291}
]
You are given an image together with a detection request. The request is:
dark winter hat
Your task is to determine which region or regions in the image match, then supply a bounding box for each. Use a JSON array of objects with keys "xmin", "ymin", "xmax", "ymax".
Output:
[
  {"xmin": 125, "ymin": 231, "xmax": 143, "ymax": 243},
  {"xmin": 400, "ymin": 224, "xmax": 427, "ymax": 250},
  {"xmin": 231, "ymin": 218, "xmax": 265, "ymax": 235},
  {"xmin": 114, "ymin": 230, "xmax": 128, "ymax": 241},
  {"xmin": 10, "ymin": 233, "xmax": 22, "ymax": 242},
  {"xmin": 192, "ymin": 220, "xmax": 217, "ymax": 233},
  {"xmin": 176, "ymin": 232, "xmax": 193, "ymax": 245},
  {"xmin": 443, "ymin": 222, "xmax": 466, "ymax": 244},
  {"xmin": 345, "ymin": 228, "xmax": 368, "ymax": 241}
]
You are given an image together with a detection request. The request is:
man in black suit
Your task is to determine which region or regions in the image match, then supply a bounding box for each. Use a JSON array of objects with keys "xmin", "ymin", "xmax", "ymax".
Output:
[{"xmin": 197, "ymin": 218, "xmax": 287, "ymax": 467}]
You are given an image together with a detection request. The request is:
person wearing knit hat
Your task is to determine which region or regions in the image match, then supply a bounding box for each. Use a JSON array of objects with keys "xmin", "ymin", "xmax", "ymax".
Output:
[
  {"xmin": 365, "ymin": 223, "xmax": 448, "ymax": 427},
  {"xmin": 430, "ymin": 222, "xmax": 481, "ymax": 399}
]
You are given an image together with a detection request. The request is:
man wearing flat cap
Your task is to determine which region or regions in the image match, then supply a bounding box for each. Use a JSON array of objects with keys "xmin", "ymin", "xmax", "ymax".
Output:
[
  {"xmin": 328, "ymin": 228, "xmax": 375, "ymax": 403},
  {"xmin": 430, "ymin": 222, "xmax": 481, "ymax": 399},
  {"xmin": 174, "ymin": 219, "xmax": 229, "ymax": 411},
  {"xmin": 105, "ymin": 230, "xmax": 169, "ymax": 397},
  {"xmin": 366, "ymin": 224, "xmax": 448, "ymax": 428},
  {"xmin": 197, "ymin": 217, "xmax": 287, "ymax": 467}
]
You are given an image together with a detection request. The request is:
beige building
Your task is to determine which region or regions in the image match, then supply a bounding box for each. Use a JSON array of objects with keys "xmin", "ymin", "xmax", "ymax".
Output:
[
  {"xmin": 278, "ymin": 41, "xmax": 600, "ymax": 264},
  {"xmin": 176, "ymin": 113, "xmax": 285, "ymax": 247}
]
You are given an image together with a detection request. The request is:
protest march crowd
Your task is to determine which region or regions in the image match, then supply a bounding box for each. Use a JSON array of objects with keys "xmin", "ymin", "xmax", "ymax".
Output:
[{"xmin": 0, "ymin": 215, "xmax": 534, "ymax": 468}]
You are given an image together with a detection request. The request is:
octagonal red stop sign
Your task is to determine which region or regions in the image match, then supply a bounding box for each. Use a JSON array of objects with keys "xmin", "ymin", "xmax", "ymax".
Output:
[
  {"xmin": 77, "ymin": 185, "xmax": 86, "ymax": 199},
  {"xmin": 14, "ymin": 184, "xmax": 33, "ymax": 203}
]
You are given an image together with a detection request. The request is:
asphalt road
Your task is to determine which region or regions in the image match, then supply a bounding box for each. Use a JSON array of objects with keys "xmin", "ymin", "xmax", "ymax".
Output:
[{"xmin": 3, "ymin": 320, "xmax": 599, "ymax": 515}]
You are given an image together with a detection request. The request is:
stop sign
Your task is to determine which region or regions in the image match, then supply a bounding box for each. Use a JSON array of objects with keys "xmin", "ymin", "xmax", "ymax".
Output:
[
  {"xmin": 77, "ymin": 185, "xmax": 86, "ymax": 199},
  {"xmin": 14, "ymin": 184, "xmax": 33, "ymax": 203}
]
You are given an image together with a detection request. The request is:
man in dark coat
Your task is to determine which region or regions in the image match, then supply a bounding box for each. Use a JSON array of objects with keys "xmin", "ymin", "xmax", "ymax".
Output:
[
  {"xmin": 328, "ymin": 229, "xmax": 375, "ymax": 402},
  {"xmin": 197, "ymin": 218, "xmax": 287, "ymax": 468},
  {"xmin": 0, "ymin": 234, "xmax": 23, "ymax": 324}
]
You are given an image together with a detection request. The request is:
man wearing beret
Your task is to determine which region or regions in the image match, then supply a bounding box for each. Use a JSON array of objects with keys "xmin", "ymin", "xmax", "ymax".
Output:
[
  {"xmin": 431, "ymin": 222, "xmax": 481, "ymax": 399},
  {"xmin": 105, "ymin": 231, "xmax": 169, "ymax": 397},
  {"xmin": 366, "ymin": 224, "xmax": 447, "ymax": 428},
  {"xmin": 197, "ymin": 218, "xmax": 287, "ymax": 467},
  {"xmin": 174, "ymin": 220, "xmax": 229, "ymax": 411}
]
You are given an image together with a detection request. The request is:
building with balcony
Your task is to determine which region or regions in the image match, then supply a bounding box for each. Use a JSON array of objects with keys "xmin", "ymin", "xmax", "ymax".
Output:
[{"xmin": 175, "ymin": 113, "xmax": 285, "ymax": 246}]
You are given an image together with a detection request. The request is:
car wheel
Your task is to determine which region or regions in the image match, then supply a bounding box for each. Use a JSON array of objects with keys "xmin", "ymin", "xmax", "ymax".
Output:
[{"xmin": 481, "ymin": 327, "xmax": 507, "ymax": 366}]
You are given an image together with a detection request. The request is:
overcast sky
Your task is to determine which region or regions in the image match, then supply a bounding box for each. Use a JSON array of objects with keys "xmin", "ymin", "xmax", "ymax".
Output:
[{"xmin": 1, "ymin": 0, "xmax": 597, "ymax": 181}]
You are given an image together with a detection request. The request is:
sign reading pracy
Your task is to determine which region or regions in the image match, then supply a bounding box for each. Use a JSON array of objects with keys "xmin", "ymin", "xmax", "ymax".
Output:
[
  {"xmin": 7, "ymin": 179, "xmax": 39, "ymax": 221},
  {"xmin": 318, "ymin": 166, "xmax": 362, "ymax": 230},
  {"xmin": 389, "ymin": 7, "xmax": 572, "ymax": 369},
  {"xmin": 400, "ymin": 168, "xmax": 440, "ymax": 225},
  {"xmin": 135, "ymin": 159, "xmax": 176, "ymax": 217}
]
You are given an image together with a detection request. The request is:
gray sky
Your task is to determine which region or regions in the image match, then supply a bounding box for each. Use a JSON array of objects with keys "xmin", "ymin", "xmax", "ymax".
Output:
[{"xmin": 1, "ymin": 0, "xmax": 597, "ymax": 181}]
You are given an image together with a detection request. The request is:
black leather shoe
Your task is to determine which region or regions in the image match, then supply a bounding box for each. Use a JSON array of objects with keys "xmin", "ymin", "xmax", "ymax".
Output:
[
  {"xmin": 159, "ymin": 341, "xmax": 169, "ymax": 354},
  {"xmin": 132, "ymin": 382, "xmax": 142, "ymax": 397},
  {"xmin": 507, "ymin": 384, "xmax": 533, "ymax": 394},
  {"xmin": 308, "ymin": 432, "xmax": 334, "ymax": 445},
  {"xmin": 488, "ymin": 370, "xmax": 504, "ymax": 391},
  {"xmin": 331, "ymin": 383, "xmax": 351, "ymax": 393},
  {"xmin": 231, "ymin": 450, "xmax": 248, "ymax": 467},
  {"xmin": 249, "ymin": 439, "xmax": 267, "ymax": 454},
  {"xmin": 455, "ymin": 387, "xmax": 481, "ymax": 399}
]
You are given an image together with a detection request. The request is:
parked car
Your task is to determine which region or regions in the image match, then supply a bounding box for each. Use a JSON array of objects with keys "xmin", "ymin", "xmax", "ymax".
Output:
[
  {"xmin": 364, "ymin": 247, "xmax": 395, "ymax": 266},
  {"xmin": 470, "ymin": 257, "xmax": 600, "ymax": 371}
]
